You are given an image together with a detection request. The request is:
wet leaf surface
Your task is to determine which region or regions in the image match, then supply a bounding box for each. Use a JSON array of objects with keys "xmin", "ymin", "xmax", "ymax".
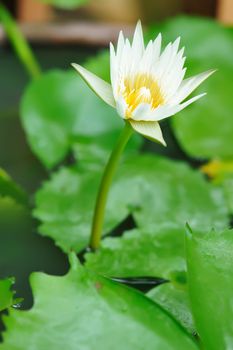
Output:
[
  {"xmin": 186, "ymin": 228, "xmax": 233, "ymax": 349},
  {"xmin": 0, "ymin": 256, "xmax": 198, "ymax": 350}
]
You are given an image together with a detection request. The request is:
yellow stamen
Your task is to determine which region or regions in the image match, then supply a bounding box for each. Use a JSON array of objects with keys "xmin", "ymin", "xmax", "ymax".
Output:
[{"xmin": 121, "ymin": 73, "xmax": 164, "ymax": 118}]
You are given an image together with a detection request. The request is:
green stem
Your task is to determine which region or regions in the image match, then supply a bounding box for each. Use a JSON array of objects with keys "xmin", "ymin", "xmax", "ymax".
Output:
[
  {"xmin": 0, "ymin": 3, "xmax": 41, "ymax": 79},
  {"xmin": 90, "ymin": 121, "xmax": 133, "ymax": 250}
]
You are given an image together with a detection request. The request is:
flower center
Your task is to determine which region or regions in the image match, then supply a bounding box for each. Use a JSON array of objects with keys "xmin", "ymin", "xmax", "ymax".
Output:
[{"xmin": 121, "ymin": 73, "xmax": 164, "ymax": 118}]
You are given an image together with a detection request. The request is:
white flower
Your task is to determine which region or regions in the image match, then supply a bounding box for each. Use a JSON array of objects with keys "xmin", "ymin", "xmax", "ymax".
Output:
[{"xmin": 72, "ymin": 21, "xmax": 214, "ymax": 146}]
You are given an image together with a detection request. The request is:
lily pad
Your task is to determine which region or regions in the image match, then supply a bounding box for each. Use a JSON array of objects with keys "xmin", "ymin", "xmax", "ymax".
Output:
[
  {"xmin": 0, "ymin": 278, "xmax": 15, "ymax": 312},
  {"xmin": 172, "ymin": 65, "xmax": 233, "ymax": 159},
  {"xmin": 186, "ymin": 228, "xmax": 233, "ymax": 350},
  {"xmin": 84, "ymin": 50, "xmax": 110, "ymax": 82},
  {"xmin": 222, "ymin": 175, "xmax": 233, "ymax": 214},
  {"xmin": 148, "ymin": 271, "xmax": 195, "ymax": 335},
  {"xmin": 120, "ymin": 155, "xmax": 228, "ymax": 232},
  {"xmin": 34, "ymin": 163, "xmax": 133, "ymax": 252},
  {"xmin": 200, "ymin": 160, "xmax": 233, "ymax": 215},
  {"xmin": 0, "ymin": 255, "xmax": 198, "ymax": 350},
  {"xmin": 85, "ymin": 228, "xmax": 186, "ymax": 278},
  {"xmin": 34, "ymin": 154, "xmax": 228, "ymax": 253}
]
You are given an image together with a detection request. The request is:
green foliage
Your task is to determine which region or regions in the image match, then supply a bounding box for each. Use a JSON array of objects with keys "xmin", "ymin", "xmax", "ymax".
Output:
[
  {"xmin": 0, "ymin": 169, "xmax": 28, "ymax": 227},
  {"xmin": 34, "ymin": 164, "xmax": 132, "ymax": 252},
  {"xmin": 0, "ymin": 256, "xmax": 198, "ymax": 350},
  {"xmin": 222, "ymin": 175, "xmax": 233, "ymax": 214},
  {"xmin": 0, "ymin": 169, "xmax": 28, "ymax": 207},
  {"xmin": 172, "ymin": 64, "xmax": 233, "ymax": 159},
  {"xmin": 186, "ymin": 229, "xmax": 233, "ymax": 350},
  {"xmin": 148, "ymin": 274, "xmax": 195, "ymax": 335},
  {"xmin": 39, "ymin": 0, "xmax": 88, "ymax": 10},
  {"xmin": 0, "ymin": 278, "xmax": 15, "ymax": 312},
  {"xmin": 85, "ymin": 228, "xmax": 186, "ymax": 278},
  {"xmin": 21, "ymin": 70, "xmax": 141, "ymax": 168},
  {"xmin": 147, "ymin": 16, "xmax": 233, "ymax": 66},
  {"xmin": 84, "ymin": 50, "xmax": 110, "ymax": 82},
  {"xmin": 34, "ymin": 155, "xmax": 228, "ymax": 252},
  {"xmin": 201, "ymin": 160, "xmax": 233, "ymax": 215},
  {"xmin": 85, "ymin": 227, "xmax": 195, "ymax": 335},
  {"xmin": 0, "ymin": 3, "xmax": 41, "ymax": 78},
  {"xmin": 72, "ymin": 130, "xmax": 141, "ymax": 166},
  {"xmin": 118, "ymin": 155, "xmax": 228, "ymax": 232},
  {"xmin": 148, "ymin": 16, "xmax": 233, "ymax": 159}
]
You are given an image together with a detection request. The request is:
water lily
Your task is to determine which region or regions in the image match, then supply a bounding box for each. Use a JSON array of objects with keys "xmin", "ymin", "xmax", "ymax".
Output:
[
  {"xmin": 72, "ymin": 21, "xmax": 214, "ymax": 146},
  {"xmin": 72, "ymin": 21, "xmax": 215, "ymax": 250}
]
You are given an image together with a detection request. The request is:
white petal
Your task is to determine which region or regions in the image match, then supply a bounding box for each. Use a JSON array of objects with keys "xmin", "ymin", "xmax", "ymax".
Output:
[
  {"xmin": 72, "ymin": 63, "xmax": 116, "ymax": 108},
  {"xmin": 157, "ymin": 42, "xmax": 173, "ymax": 74},
  {"xmin": 172, "ymin": 37, "xmax": 181, "ymax": 53},
  {"xmin": 155, "ymin": 40, "xmax": 185, "ymax": 101},
  {"xmin": 160, "ymin": 47, "xmax": 186, "ymax": 99},
  {"xmin": 171, "ymin": 69, "xmax": 216, "ymax": 104},
  {"xmin": 152, "ymin": 105, "xmax": 182, "ymax": 121},
  {"xmin": 110, "ymin": 42, "xmax": 118, "ymax": 98},
  {"xmin": 120, "ymin": 21, "xmax": 145, "ymax": 79},
  {"xmin": 116, "ymin": 30, "xmax": 125, "ymax": 59},
  {"xmin": 139, "ymin": 40, "xmax": 154, "ymax": 72},
  {"xmin": 178, "ymin": 93, "xmax": 206, "ymax": 111},
  {"xmin": 146, "ymin": 93, "xmax": 206, "ymax": 122},
  {"xmin": 132, "ymin": 103, "xmax": 152, "ymax": 119},
  {"xmin": 119, "ymin": 38, "xmax": 132, "ymax": 78},
  {"xmin": 116, "ymin": 96, "xmax": 127, "ymax": 118},
  {"xmin": 132, "ymin": 20, "xmax": 144, "ymax": 57},
  {"xmin": 130, "ymin": 120, "xmax": 166, "ymax": 146},
  {"xmin": 153, "ymin": 33, "xmax": 162, "ymax": 62},
  {"xmin": 132, "ymin": 104, "xmax": 181, "ymax": 122}
]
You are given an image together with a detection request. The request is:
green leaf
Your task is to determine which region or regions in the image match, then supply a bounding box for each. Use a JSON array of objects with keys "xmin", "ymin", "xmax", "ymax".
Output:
[
  {"xmin": 147, "ymin": 16, "xmax": 233, "ymax": 67},
  {"xmin": 21, "ymin": 70, "xmax": 80, "ymax": 167},
  {"xmin": 0, "ymin": 278, "xmax": 15, "ymax": 312},
  {"xmin": 21, "ymin": 69, "xmax": 141, "ymax": 168},
  {"xmin": 0, "ymin": 168, "xmax": 29, "ymax": 244},
  {"xmin": 148, "ymin": 16, "xmax": 233, "ymax": 159},
  {"xmin": 0, "ymin": 168, "xmax": 28, "ymax": 207},
  {"xmin": 39, "ymin": 0, "xmax": 87, "ymax": 9},
  {"xmin": 85, "ymin": 228, "xmax": 186, "ymax": 278},
  {"xmin": 172, "ymin": 65, "xmax": 233, "ymax": 159},
  {"xmin": 34, "ymin": 164, "xmax": 132, "ymax": 252},
  {"xmin": 147, "ymin": 272, "xmax": 195, "ymax": 335},
  {"xmin": 0, "ymin": 256, "xmax": 198, "ymax": 350},
  {"xmin": 0, "ymin": 3, "xmax": 41, "ymax": 79},
  {"xmin": 34, "ymin": 154, "xmax": 228, "ymax": 252},
  {"xmin": 200, "ymin": 160, "xmax": 233, "ymax": 215},
  {"xmin": 186, "ymin": 228, "xmax": 233, "ymax": 350},
  {"xmin": 84, "ymin": 50, "xmax": 110, "ymax": 82},
  {"xmin": 119, "ymin": 155, "xmax": 228, "ymax": 232},
  {"xmin": 221, "ymin": 175, "xmax": 233, "ymax": 214},
  {"xmin": 72, "ymin": 130, "xmax": 141, "ymax": 166}
]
